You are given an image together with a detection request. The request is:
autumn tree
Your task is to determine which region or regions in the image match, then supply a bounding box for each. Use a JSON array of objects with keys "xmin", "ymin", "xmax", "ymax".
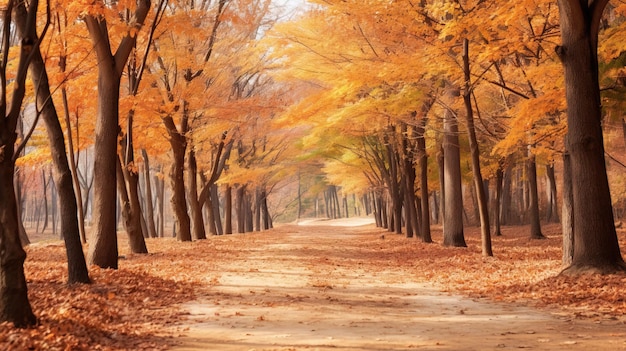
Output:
[
  {"xmin": 0, "ymin": 0, "xmax": 39, "ymax": 327},
  {"xmin": 84, "ymin": 0, "xmax": 152, "ymax": 268},
  {"xmin": 14, "ymin": 0, "xmax": 90, "ymax": 283},
  {"xmin": 557, "ymin": 0, "xmax": 626, "ymax": 274}
]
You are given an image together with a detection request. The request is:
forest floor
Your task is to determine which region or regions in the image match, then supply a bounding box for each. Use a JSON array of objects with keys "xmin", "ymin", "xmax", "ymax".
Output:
[{"xmin": 2, "ymin": 219, "xmax": 626, "ymax": 350}]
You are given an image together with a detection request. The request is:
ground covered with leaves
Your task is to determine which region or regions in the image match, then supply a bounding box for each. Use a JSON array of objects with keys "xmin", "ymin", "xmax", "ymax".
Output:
[{"xmin": 1, "ymin": 222, "xmax": 625, "ymax": 350}]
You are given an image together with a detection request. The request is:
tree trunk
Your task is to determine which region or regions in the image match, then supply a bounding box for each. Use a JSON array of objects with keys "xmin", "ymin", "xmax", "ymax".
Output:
[
  {"xmin": 85, "ymin": 54, "xmax": 121, "ymax": 269},
  {"xmin": 562, "ymin": 146, "xmax": 574, "ymax": 266},
  {"xmin": 187, "ymin": 148, "xmax": 206, "ymax": 240},
  {"xmin": 211, "ymin": 184, "xmax": 224, "ymax": 235},
  {"xmin": 416, "ymin": 119, "xmax": 432, "ymax": 243},
  {"xmin": 0, "ymin": 159, "xmax": 37, "ymax": 327},
  {"xmin": 545, "ymin": 164, "xmax": 559, "ymax": 223},
  {"xmin": 0, "ymin": 0, "xmax": 39, "ymax": 325},
  {"xmin": 225, "ymin": 184, "xmax": 233, "ymax": 234},
  {"xmin": 527, "ymin": 155, "xmax": 545, "ymax": 239},
  {"xmin": 168, "ymin": 131, "xmax": 192, "ymax": 242},
  {"xmin": 236, "ymin": 185, "xmax": 245, "ymax": 233},
  {"xmin": 141, "ymin": 149, "xmax": 158, "ymax": 238},
  {"xmin": 437, "ymin": 145, "xmax": 445, "ymax": 224},
  {"xmin": 442, "ymin": 91, "xmax": 466, "ymax": 247},
  {"xmin": 14, "ymin": 7, "xmax": 90, "ymax": 282},
  {"xmin": 557, "ymin": 0, "xmax": 625, "ymax": 273},
  {"xmin": 116, "ymin": 156, "xmax": 148, "ymax": 253},
  {"xmin": 462, "ymin": 39, "xmax": 492, "ymax": 255},
  {"xmin": 500, "ymin": 162, "xmax": 514, "ymax": 225},
  {"xmin": 494, "ymin": 162, "xmax": 504, "ymax": 236}
]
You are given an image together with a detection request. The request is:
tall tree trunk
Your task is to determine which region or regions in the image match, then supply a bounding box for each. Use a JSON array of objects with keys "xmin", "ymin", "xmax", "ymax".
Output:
[
  {"xmin": 545, "ymin": 163, "xmax": 559, "ymax": 223},
  {"xmin": 527, "ymin": 155, "xmax": 545, "ymax": 239},
  {"xmin": 442, "ymin": 90, "xmax": 466, "ymax": 247},
  {"xmin": 87, "ymin": 67, "xmax": 122, "ymax": 268},
  {"xmin": 494, "ymin": 162, "xmax": 504, "ymax": 236},
  {"xmin": 85, "ymin": 1, "xmax": 151, "ymax": 268},
  {"xmin": 225, "ymin": 184, "xmax": 233, "ymax": 234},
  {"xmin": 116, "ymin": 156, "xmax": 148, "ymax": 253},
  {"xmin": 141, "ymin": 149, "xmax": 158, "ymax": 238},
  {"xmin": 260, "ymin": 189, "xmax": 271, "ymax": 230},
  {"xmin": 462, "ymin": 39, "xmax": 492, "ymax": 256},
  {"xmin": 562, "ymin": 146, "xmax": 574, "ymax": 265},
  {"xmin": 401, "ymin": 123, "xmax": 417, "ymax": 238},
  {"xmin": 416, "ymin": 119, "xmax": 432, "ymax": 243},
  {"xmin": 0, "ymin": 155, "xmax": 36, "ymax": 327},
  {"xmin": 437, "ymin": 145, "xmax": 445, "ymax": 224},
  {"xmin": 557, "ymin": 0, "xmax": 625, "ymax": 273},
  {"xmin": 187, "ymin": 148, "xmax": 206, "ymax": 240},
  {"xmin": 211, "ymin": 184, "xmax": 224, "ymax": 234},
  {"xmin": 500, "ymin": 162, "xmax": 514, "ymax": 225},
  {"xmin": 14, "ymin": 5, "xmax": 90, "ymax": 282},
  {"xmin": 236, "ymin": 185, "xmax": 245, "ymax": 233},
  {"xmin": 0, "ymin": 0, "xmax": 39, "ymax": 326},
  {"xmin": 169, "ymin": 135, "xmax": 192, "ymax": 241},
  {"xmin": 153, "ymin": 168, "xmax": 165, "ymax": 238}
]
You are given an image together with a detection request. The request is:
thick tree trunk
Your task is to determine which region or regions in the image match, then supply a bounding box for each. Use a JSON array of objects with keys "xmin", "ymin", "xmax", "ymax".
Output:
[
  {"xmin": 0, "ymin": 160, "xmax": 37, "ymax": 327},
  {"xmin": 557, "ymin": 1, "xmax": 625, "ymax": 274},
  {"xmin": 169, "ymin": 131, "xmax": 192, "ymax": 242},
  {"xmin": 442, "ymin": 92, "xmax": 466, "ymax": 247},
  {"xmin": 87, "ymin": 62, "xmax": 121, "ymax": 269},
  {"xmin": 16, "ymin": 14, "xmax": 90, "ymax": 281},
  {"xmin": 0, "ymin": 0, "xmax": 39, "ymax": 323},
  {"xmin": 85, "ymin": 0, "xmax": 151, "ymax": 268}
]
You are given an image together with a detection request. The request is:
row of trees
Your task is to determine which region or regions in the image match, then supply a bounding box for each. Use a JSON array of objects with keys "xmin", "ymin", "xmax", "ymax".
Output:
[
  {"xmin": 1, "ymin": 0, "xmax": 306, "ymax": 327},
  {"xmin": 1, "ymin": 0, "xmax": 625, "ymax": 328},
  {"xmin": 267, "ymin": 0, "xmax": 625, "ymax": 269}
]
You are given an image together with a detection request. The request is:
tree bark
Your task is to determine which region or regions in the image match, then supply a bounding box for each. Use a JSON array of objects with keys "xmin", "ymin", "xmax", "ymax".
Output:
[
  {"xmin": 416, "ymin": 119, "xmax": 432, "ymax": 243},
  {"xmin": 557, "ymin": 0, "xmax": 625, "ymax": 274},
  {"xmin": 141, "ymin": 149, "xmax": 158, "ymax": 238},
  {"xmin": 562, "ymin": 146, "xmax": 574, "ymax": 266},
  {"xmin": 462, "ymin": 39, "xmax": 492, "ymax": 255},
  {"xmin": 0, "ymin": 0, "xmax": 38, "ymax": 326},
  {"xmin": 545, "ymin": 164, "xmax": 559, "ymax": 223},
  {"xmin": 442, "ymin": 91, "xmax": 466, "ymax": 247},
  {"xmin": 494, "ymin": 161, "xmax": 504, "ymax": 236},
  {"xmin": 14, "ymin": 1, "xmax": 90, "ymax": 283},
  {"xmin": 527, "ymin": 155, "xmax": 545, "ymax": 239},
  {"xmin": 116, "ymin": 155, "xmax": 148, "ymax": 253},
  {"xmin": 168, "ymin": 130, "xmax": 192, "ymax": 241},
  {"xmin": 225, "ymin": 184, "xmax": 233, "ymax": 234},
  {"xmin": 187, "ymin": 148, "xmax": 206, "ymax": 240},
  {"xmin": 85, "ymin": 0, "xmax": 152, "ymax": 268}
]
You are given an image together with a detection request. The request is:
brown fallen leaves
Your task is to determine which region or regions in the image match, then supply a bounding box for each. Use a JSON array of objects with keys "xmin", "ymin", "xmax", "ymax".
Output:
[
  {"xmin": 2, "ymin": 222, "xmax": 625, "ymax": 350},
  {"xmin": 0, "ymin": 240, "xmax": 202, "ymax": 351}
]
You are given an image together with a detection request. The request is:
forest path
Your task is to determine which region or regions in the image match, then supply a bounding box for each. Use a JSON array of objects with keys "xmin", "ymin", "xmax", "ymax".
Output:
[{"xmin": 172, "ymin": 219, "xmax": 626, "ymax": 351}]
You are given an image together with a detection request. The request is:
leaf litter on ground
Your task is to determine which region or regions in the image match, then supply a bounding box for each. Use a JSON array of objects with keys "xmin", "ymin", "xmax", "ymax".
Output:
[{"xmin": 1, "ymin": 222, "xmax": 625, "ymax": 350}]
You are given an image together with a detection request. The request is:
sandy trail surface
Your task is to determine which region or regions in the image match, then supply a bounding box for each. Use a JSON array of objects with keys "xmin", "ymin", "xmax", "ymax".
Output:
[{"xmin": 172, "ymin": 219, "xmax": 626, "ymax": 350}]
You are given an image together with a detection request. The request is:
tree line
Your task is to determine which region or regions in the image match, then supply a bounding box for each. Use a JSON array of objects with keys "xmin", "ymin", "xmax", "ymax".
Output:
[{"xmin": 1, "ymin": 0, "xmax": 625, "ymax": 329}]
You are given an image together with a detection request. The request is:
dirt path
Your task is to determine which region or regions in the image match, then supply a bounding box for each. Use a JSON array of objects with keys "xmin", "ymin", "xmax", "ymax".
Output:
[{"xmin": 172, "ymin": 220, "xmax": 626, "ymax": 351}]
